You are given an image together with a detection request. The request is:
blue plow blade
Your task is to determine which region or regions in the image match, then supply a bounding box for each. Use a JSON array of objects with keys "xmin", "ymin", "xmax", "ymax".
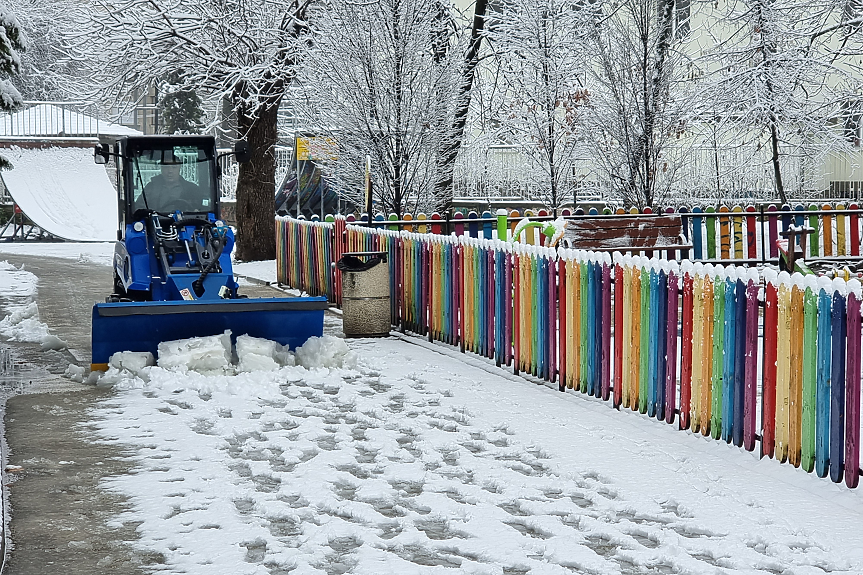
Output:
[{"xmin": 91, "ymin": 296, "xmax": 329, "ymax": 369}]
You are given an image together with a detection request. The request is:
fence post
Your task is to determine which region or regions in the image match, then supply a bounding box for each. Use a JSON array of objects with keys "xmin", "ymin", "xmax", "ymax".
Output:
[
  {"xmin": 431, "ymin": 212, "xmax": 442, "ymax": 235},
  {"xmin": 468, "ymin": 210, "xmax": 479, "ymax": 238},
  {"xmin": 705, "ymin": 206, "xmax": 717, "ymax": 260},
  {"xmin": 845, "ymin": 282, "xmax": 861, "ymax": 488},
  {"xmin": 692, "ymin": 206, "xmax": 703, "ymax": 260},
  {"xmin": 745, "ymin": 205, "xmax": 757, "ymax": 260},
  {"xmin": 496, "ymin": 209, "xmax": 508, "ymax": 241},
  {"xmin": 830, "ymin": 284, "xmax": 847, "ymax": 483},
  {"xmin": 482, "ymin": 210, "xmax": 493, "ymax": 240},
  {"xmin": 767, "ymin": 204, "xmax": 779, "ymax": 259},
  {"xmin": 454, "ymin": 211, "xmax": 465, "ymax": 238},
  {"xmin": 823, "ymin": 204, "xmax": 834, "ymax": 257}
]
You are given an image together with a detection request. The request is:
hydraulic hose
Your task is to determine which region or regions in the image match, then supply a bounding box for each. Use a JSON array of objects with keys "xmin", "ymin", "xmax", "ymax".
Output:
[{"xmin": 192, "ymin": 228, "xmax": 226, "ymax": 297}]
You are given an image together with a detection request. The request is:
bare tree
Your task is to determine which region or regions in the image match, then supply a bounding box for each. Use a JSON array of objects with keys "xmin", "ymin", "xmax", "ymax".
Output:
[
  {"xmin": 60, "ymin": 0, "xmax": 312, "ymax": 261},
  {"xmin": 299, "ymin": 0, "xmax": 457, "ymax": 216},
  {"xmin": 701, "ymin": 0, "xmax": 863, "ymax": 204},
  {"xmin": 6, "ymin": 0, "xmax": 72, "ymax": 101},
  {"xmin": 486, "ymin": 0, "xmax": 586, "ymax": 213},
  {"xmin": 580, "ymin": 0, "xmax": 695, "ymax": 208}
]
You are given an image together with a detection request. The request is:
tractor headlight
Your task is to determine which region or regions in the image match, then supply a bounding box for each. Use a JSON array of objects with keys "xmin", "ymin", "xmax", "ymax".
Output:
[
  {"xmin": 133, "ymin": 221, "xmax": 144, "ymax": 232},
  {"xmin": 127, "ymin": 236, "xmax": 147, "ymax": 254}
]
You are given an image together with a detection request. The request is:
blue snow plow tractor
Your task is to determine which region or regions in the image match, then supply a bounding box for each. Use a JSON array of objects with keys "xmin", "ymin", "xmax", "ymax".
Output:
[{"xmin": 90, "ymin": 135, "xmax": 327, "ymax": 371}]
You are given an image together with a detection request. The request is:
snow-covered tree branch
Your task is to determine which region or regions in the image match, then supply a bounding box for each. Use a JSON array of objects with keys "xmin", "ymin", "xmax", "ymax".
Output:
[
  {"xmin": 60, "ymin": 0, "xmax": 312, "ymax": 260},
  {"xmin": 298, "ymin": 0, "xmax": 462, "ymax": 216}
]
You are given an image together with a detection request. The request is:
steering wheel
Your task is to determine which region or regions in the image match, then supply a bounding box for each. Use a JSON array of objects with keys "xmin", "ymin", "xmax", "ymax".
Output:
[{"xmin": 166, "ymin": 198, "xmax": 198, "ymax": 212}]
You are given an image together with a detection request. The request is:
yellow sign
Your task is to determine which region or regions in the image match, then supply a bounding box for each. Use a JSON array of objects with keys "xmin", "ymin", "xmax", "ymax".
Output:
[{"xmin": 296, "ymin": 136, "xmax": 338, "ymax": 161}]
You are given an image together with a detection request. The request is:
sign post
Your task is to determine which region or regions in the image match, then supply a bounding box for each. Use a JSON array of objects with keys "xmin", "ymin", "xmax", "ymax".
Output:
[{"xmin": 364, "ymin": 155, "xmax": 372, "ymax": 226}]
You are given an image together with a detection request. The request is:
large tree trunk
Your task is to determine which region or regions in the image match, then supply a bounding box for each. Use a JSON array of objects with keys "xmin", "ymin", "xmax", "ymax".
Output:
[
  {"xmin": 433, "ymin": 0, "xmax": 487, "ymax": 213},
  {"xmin": 234, "ymin": 98, "xmax": 281, "ymax": 261},
  {"xmin": 634, "ymin": 0, "xmax": 674, "ymax": 208}
]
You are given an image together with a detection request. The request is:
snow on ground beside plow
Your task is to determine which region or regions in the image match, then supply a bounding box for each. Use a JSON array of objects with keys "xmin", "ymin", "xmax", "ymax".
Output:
[
  {"xmin": 0, "ymin": 260, "xmax": 67, "ymax": 350},
  {"xmin": 86, "ymin": 331, "xmax": 863, "ymax": 575}
]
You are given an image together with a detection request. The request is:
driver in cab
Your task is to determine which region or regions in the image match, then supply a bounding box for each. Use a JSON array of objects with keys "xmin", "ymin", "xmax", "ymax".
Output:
[{"xmin": 143, "ymin": 151, "xmax": 200, "ymax": 213}]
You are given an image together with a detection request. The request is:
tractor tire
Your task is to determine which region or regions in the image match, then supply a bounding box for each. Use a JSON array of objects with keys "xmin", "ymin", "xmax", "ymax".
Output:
[{"xmin": 112, "ymin": 272, "xmax": 127, "ymax": 298}]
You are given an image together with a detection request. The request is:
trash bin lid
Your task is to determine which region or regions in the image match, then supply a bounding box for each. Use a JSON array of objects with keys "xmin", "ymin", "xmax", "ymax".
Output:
[{"xmin": 337, "ymin": 254, "xmax": 384, "ymax": 272}]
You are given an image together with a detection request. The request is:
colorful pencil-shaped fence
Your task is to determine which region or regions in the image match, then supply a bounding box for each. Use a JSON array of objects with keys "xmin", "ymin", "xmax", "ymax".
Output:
[{"xmin": 277, "ymin": 215, "xmax": 863, "ymax": 487}]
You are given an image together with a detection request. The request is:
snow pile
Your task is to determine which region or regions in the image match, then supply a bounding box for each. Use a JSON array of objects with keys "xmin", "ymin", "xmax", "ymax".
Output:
[
  {"xmin": 91, "ymin": 333, "xmax": 357, "ymax": 389},
  {"xmin": 546, "ymin": 216, "xmax": 568, "ymax": 247},
  {"xmin": 111, "ymin": 351, "xmax": 156, "ymax": 372},
  {"xmin": 63, "ymin": 363, "xmax": 86, "ymax": 383},
  {"xmin": 0, "ymin": 260, "xmax": 38, "ymax": 298},
  {"xmin": 0, "ymin": 260, "xmax": 67, "ymax": 350},
  {"xmin": 0, "ymin": 302, "xmax": 67, "ymax": 351}
]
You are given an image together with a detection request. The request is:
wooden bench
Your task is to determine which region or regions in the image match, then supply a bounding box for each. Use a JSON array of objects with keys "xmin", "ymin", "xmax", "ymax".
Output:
[
  {"xmin": 551, "ymin": 215, "xmax": 692, "ymax": 256},
  {"xmin": 777, "ymin": 225, "xmax": 817, "ymax": 275}
]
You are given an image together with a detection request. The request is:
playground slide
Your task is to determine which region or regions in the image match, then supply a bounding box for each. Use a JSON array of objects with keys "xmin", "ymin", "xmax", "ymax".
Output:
[{"xmin": 0, "ymin": 146, "xmax": 117, "ymax": 241}]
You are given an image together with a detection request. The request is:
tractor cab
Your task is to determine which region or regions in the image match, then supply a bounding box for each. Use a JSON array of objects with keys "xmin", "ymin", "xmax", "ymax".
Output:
[
  {"xmin": 126, "ymin": 140, "xmax": 219, "ymax": 218},
  {"xmin": 95, "ymin": 135, "xmax": 248, "ymax": 302}
]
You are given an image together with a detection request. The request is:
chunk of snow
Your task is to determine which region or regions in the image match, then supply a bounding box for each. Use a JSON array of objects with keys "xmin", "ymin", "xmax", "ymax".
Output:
[
  {"xmin": 295, "ymin": 335, "xmax": 357, "ymax": 369},
  {"xmin": 236, "ymin": 334, "xmax": 295, "ymax": 372},
  {"xmin": 110, "ymin": 351, "xmax": 155, "ymax": 373},
  {"xmin": 832, "ymin": 278, "xmax": 847, "ymax": 297},
  {"xmin": 747, "ymin": 268, "xmax": 760, "ymax": 285},
  {"xmin": 157, "ymin": 330, "xmax": 232, "ymax": 374},
  {"xmin": 39, "ymin": 334, "xmax": 67, "ymax": 351},
  {"xmin": 63, "ymin": 363, "xmax": 86, "ymax": 383}
]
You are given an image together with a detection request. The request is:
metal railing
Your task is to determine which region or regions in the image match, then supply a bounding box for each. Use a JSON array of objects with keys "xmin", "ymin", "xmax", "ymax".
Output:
[{"xmin": 0, "ymin": 101, "xmax": 104, "ymax": 138}]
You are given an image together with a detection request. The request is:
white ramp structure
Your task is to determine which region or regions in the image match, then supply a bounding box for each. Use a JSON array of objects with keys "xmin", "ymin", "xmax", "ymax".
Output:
[
  {"xmin": 0, "ymin": 146, "xmax": 118, "ymax": 241},
  {"xmin": 0, "ymin": 102, "xmax": 143, "ymax": 241}
]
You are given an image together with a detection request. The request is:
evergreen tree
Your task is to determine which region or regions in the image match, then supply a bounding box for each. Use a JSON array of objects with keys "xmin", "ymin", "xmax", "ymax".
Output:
[
  {"xmin": 0, "ymin": 7, "xmax": 24, "ymax": 111},
  {"xmin": 158, "ymin": 72, "xmax": 204, "ymax": 134}
]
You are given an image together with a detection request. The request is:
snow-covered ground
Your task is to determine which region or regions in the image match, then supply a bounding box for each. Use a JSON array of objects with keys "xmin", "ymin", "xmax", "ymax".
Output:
[{"xmin": 0, "ymin": 243, "xmax": 862, "ymax": 574}]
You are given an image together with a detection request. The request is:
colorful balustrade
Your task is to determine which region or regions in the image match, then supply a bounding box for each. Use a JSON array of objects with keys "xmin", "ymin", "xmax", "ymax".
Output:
[{"xmin": 276, "ymin": 214, "xmax": 863, "ymax": 488}]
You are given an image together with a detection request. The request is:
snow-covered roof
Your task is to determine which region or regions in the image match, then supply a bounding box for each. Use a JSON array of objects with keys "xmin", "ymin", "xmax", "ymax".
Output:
[{"xmin": 0, "ymin": 103, "xmax": 142, "ymax": 138}]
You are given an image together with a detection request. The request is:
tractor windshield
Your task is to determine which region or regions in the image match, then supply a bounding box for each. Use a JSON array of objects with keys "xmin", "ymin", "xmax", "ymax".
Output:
[{"xmin": 130, "ymin": 145, "xmax": 216, "ymax": 215}]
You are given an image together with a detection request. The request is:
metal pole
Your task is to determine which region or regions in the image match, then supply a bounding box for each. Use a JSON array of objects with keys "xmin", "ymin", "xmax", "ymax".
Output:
[
  {"xmin": 365, "ymin": 155, "xmax": 373, "ymax": 226},
  {"xmin": 295, "ymin": 115, "xmax": 300, "ymax": 219}
]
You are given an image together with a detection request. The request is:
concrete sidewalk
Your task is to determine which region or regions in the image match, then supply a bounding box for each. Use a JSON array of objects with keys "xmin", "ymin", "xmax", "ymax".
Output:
[{"xmin": 0, "ymin": 255, "xmax": 293, "ymax": 574}]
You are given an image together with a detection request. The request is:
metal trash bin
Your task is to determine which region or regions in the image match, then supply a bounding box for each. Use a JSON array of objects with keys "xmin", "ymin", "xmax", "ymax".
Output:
[{"xmin": 337, "ymin": 251, "xmax": 390, "ymax": 337}]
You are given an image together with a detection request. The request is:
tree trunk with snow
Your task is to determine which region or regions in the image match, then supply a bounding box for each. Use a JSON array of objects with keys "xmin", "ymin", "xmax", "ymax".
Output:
[{"xmin": 235, "ymin": 95, "xmax": 281, "ymax": 261}]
